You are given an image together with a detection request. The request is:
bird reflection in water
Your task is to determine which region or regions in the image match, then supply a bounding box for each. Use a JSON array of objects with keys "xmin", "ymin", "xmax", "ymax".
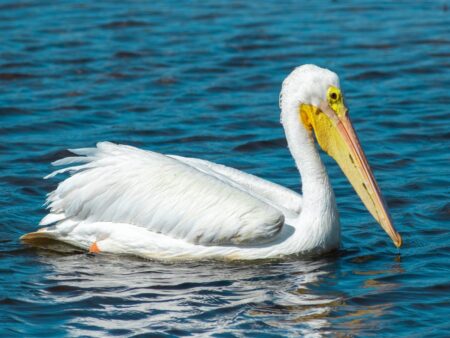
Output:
[{"xmin": 27, "ymin": 244, "xmax": 405, "ymax": 336}]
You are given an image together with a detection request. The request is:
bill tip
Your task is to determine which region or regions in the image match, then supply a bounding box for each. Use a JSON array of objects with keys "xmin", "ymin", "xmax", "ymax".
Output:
[{"xmin": 394, "ymin": 232, "xmax": 402, "ymax": 248}]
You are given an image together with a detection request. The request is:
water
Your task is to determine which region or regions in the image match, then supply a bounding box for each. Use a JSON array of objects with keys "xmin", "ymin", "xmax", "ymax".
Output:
[{"xmin": 1, "ymin": 1, "xmax": 449, "ymax": 336}]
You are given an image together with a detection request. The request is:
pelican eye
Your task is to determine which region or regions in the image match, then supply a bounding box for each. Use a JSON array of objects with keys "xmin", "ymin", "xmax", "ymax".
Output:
[{"xmin": 326, "ymin": 86, "xmax": 345, "ymax": 116}]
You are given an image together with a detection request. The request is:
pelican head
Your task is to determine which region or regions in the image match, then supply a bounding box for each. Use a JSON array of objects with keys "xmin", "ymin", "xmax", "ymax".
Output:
[{"xmin": 281, "ymin": 64, "xmax": 402, "ymax": 248}]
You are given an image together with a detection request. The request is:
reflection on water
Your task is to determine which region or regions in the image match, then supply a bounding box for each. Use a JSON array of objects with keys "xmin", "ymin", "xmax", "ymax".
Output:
[
  {"xmin": 2, "ymin": 249, "xmax": 407, "ymax": 337},
  {"xmin": 0, "ymin": 0, "xmax": 449, "ymax": 336},
  {"xmin": 40, "ymin": 253, "xmax": 341, "ymax": 336}
]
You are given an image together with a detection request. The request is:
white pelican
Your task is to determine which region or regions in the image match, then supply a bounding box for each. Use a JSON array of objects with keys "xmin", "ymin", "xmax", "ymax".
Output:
[{"xmin": 22, "ymin": 64, "xmax": 402, "ymax": 260}]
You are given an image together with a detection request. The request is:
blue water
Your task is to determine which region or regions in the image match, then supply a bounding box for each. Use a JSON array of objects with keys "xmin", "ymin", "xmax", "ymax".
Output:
[{"xmin": 1, "ymin": 1, "xmax": 449, "ymax": 336}]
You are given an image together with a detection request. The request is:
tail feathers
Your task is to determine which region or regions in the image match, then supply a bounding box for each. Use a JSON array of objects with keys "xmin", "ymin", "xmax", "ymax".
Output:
[{"xmin": 20, "ymin": 230, "xmax": 83, "ymax": 253}]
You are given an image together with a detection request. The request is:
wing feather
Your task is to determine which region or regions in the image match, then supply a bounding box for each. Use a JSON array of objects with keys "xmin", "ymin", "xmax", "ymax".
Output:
[
  {"xmin": 168, "ymin": 155, "xmax": 302, "ymax": 218},
  {"xmin": 43, "ymin": 142, "xmax": 284, "ymax": 245}
]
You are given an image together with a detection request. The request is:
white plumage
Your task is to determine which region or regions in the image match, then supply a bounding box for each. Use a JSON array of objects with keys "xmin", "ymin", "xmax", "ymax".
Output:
[
  {"xmin": 44, "ymin": 142, "xmax": 289, "ymax": 246},
  {"xmin": 22, "ymin": 65, "xmax": 346, "ymax": 260}
]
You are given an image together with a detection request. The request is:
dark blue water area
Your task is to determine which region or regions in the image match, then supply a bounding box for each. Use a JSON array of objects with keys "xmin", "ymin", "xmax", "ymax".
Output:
[{"xmin": 0, "ymin": 0, "xmax": 449, "ymax": 336}]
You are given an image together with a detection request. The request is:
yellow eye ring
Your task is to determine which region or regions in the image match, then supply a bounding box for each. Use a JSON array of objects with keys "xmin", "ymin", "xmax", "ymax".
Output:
[{"xmin": 326, "ymin": 86, "xmax": 346, "ymax": 117}]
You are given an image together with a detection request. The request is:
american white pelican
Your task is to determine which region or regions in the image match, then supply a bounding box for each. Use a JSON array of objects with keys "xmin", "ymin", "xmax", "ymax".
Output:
[{"xmin": 22, "ymin": 64, "xmax": 402, "ymax": 260}]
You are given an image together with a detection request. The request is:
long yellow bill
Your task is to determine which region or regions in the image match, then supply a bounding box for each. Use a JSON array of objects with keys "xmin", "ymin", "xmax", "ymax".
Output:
[{"xmin": 300, "ymin": 86, "xmax": 402, "ymax": 248}]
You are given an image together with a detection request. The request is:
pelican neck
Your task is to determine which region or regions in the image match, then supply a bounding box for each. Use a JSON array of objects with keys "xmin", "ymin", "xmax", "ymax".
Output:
[{"xmin": 280, "ymin": 103, "xmax": 335, "ymax": 211}]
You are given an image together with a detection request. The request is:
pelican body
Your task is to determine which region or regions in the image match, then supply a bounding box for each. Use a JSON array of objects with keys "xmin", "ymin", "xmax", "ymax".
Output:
[{"xmin": 22, "ymin": 65, "xmax": 402, "ymax": 260}]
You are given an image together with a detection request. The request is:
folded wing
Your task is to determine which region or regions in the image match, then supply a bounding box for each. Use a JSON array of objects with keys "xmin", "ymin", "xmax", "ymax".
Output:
[
  {"xmin": 42, "ymin": 142, "xmax": 285, "ymax": 245},
  {"xmin": 168, "ymin": 155, "xmax": 302, "ymax": 218}
]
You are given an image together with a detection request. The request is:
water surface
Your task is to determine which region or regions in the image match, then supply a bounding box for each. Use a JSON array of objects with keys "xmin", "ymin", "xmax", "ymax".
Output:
[{"xmin": 1, "ymin": 1, "xmax": 449, "ymax": 336}]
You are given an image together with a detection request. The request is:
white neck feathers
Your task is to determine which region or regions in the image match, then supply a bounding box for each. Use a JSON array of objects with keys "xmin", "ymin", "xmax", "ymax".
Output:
[{"xmin": 280, "ymin": 101, "xmax": 331, "ymax": 206}]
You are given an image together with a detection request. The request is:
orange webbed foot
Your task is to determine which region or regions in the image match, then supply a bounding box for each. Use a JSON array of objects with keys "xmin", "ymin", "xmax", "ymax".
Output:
[{"xmin": 89, "ymin": 241, "xmax": 101, "ymax": 254}]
